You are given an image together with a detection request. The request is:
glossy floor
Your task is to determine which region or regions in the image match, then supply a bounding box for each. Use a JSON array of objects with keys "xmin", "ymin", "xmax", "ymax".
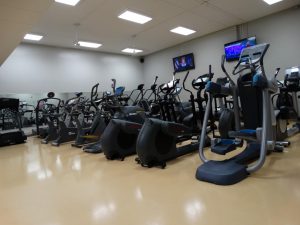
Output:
[{"xmin": 0, "ymin": 136, "xmax": 300, "ymax": 225}]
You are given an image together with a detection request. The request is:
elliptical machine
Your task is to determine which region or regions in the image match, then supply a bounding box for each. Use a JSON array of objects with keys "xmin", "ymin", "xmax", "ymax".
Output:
[
  {"xmin": 273, "ymin": 66, "xmax": 300, "ymax": 138},
  {"xmin": 82, "ymin": 79, "xmax": 143, "ymax": 154},
  {"xmin": 196, "ymin": 43, "xmax": 288, "ymax": 185},
  {"xmin": 135, "ymin": 69, "xmax": 211, "ymax": 168},
  {"xmin": 33, "ymin": 92, "xmax": 62, "ymax": 141},
  {"xmin": 51, "ymin": 93, "xmax": 85, "ymax": 146},
  {"xmin": 72, "ymin": 83, "xmax": 107, "ymax": 148},
  {"xmin": 100, "ymin": 78, "xmax": 159, "ymax": 160}
]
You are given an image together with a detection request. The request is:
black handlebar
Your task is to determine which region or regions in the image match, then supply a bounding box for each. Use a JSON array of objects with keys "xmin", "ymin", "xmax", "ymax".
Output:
[
  {"xmin": 233, "ymin": 60, "xmax": 242, "ymax": 75},
  {"xmin": 191, "ymin": 65, "xmax": 214, "ymax": 90},
  {"xmin": 221, "ymin": 55, "xmax": 229, "ymax": 76},
  {"xmin": 183, "ymin": 71, "xmax": 192, "ymax": 95},
  {"xmin": 35, "ymin": 96, "xmax": 62, "ymax": 135},
  {"xmin": 159, "ymin": 79, "xmax": 180, "ymax": 95},
  {"xmin": 233, "ymin": 55, "xmax": 260, "ymax": 76},
  {"xmin": 91, "ymin": 83, "xmax": 99, "ymax": 97},
  {"xmin": 152, "ymin": 76, "xmax": 158, "ymax": 90},
  {"xmin": 275, "ymin": 68, "xmax": 280, "ymax": 78},
  {"xmin": 144, "ymin": 76, "xmax": 159, "ymax": 101},
  {"xmin": 90, "ymin": 83, "xmax": 100, "ymax": 110},
  {"xmin": 209, "ymin": 65, "xmax": 213, "ymax": 80},
  {"xmin": 221, "ymin": 55, "xmax": 235, "ymax": 84},
  {"xmin": 154, "ymin": 76, "xmax": 158, "ymax": 84},
  {"xmin": 111, "ymin": 79, "xmax": 116, "ymax": 94}
]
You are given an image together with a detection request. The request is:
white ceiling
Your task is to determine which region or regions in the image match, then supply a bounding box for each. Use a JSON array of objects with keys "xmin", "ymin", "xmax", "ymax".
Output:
[
  {"xmin": 0, "ymin": 0, "xmax": 52, "ymax": 65},
  {"xmin": 17, "ymin": 0, "xmax": 300, "ymax": 56}
]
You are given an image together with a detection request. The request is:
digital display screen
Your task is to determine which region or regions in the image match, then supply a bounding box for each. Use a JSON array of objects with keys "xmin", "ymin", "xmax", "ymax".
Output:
[
  {"xmin": 173, "ymin": 53, "xmax": 195, "ymax": 73},
  {"xmin": 224, "ymin": 37, "xmax": 257, "ymax": 61}
]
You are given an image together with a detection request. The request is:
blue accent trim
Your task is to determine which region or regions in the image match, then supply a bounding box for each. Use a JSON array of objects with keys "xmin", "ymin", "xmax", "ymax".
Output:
[
  {"xmin": 205, "ymin": 81, "xmax": 221, "ymax": 94},
  {"xmin": 252, "ymin": 74, "xmax": 267, "ymax": 88},
  {"xmin": 115, "ymin": 86, "xmax": 125, "ymax": 96},
  {"xmin": 239, "ymin": 129, "xmax": 256, "ymax": 135},
  {"xmin": 205, "ymin": 81, "xmax": 212, "ymax": 91}
]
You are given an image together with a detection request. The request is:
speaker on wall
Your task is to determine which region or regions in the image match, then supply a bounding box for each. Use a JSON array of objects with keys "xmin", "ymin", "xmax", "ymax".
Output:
[{"xmin": 140, "ymin": 57, "xmax": 144, "ymax": 63}]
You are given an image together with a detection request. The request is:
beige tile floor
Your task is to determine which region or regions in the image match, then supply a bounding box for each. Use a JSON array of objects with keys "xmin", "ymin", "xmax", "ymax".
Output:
[{"xmin": 0, "ymin": 136, "xmax": 300, "ymax": 225}]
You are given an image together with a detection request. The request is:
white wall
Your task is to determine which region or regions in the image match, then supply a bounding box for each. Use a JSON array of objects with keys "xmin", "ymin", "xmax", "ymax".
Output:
[
  {"xmin": 143, "ymin": 7, "xmax": 300, "ymax": 99},
  {"xmin": 247, "ymin": 7, "xmax": 300, "ymax": 78},
  {"xmin": 0, "ymin": 93, "xmax": 69, "ymax": 107},
  {"xmin": 0, "ymin": 44, "xmax": 144, "ymax": 93},
  {"xmin": 143, "ymin": 27, "xmax": 236, "ymax": 96}
]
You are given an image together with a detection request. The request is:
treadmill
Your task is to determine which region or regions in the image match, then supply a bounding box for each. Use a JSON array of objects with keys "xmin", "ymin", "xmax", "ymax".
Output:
[{"xmin": 0, "ymin": 98, "xmax": 27, "ymax": 147}]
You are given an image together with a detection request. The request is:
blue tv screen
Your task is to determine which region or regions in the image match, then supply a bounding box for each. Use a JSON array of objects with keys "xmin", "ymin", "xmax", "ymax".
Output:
[
  {"xmin": 224, "ymin": 37, "xmax": 257, "ymax": 61},
  {"xmin": 173, "ymin": 53, "xmax": 195, "ymax": 73}
]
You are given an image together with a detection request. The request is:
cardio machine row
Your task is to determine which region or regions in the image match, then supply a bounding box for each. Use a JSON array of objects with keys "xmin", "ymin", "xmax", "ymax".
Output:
[{"xmin": 30, "ymin": 43, "xmax": 300, "ymax": 186}]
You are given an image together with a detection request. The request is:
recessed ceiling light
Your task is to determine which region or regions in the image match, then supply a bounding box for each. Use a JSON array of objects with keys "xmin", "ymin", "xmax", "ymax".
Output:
[
  {"xmin": 54, "ymin": 0, "xmax": 80, "ymax": 6},
  {"xmin": 170, "ymin": 26, "xmax": 196, "ymax": 36},
  {"xmin": 24, "ymin": 34, "xmax": 43, "ymax": 41},
  {"xmin": 77, "ymin": 41, "xmax": 102, "ymax": 48},
  {"xmin": 118, "ymin": 11, "xmax": 152, "ymax": 24},
  {"xmin": 263, "ymin": 0, "xmax": 283, "ymax": 5},
  {"xmin": 122, "ymin": 48, "xmax": 143, "ymax": 54}
]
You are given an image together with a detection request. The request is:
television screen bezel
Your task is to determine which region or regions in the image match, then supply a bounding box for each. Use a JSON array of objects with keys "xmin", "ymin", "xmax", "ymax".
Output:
[
  {"xmin": 172, "ymin": 53, "xmax": 195, "ymax": 73},
  {"xmin": 224, "ymin": 36, "xmax": 257, "ymax": 62}
]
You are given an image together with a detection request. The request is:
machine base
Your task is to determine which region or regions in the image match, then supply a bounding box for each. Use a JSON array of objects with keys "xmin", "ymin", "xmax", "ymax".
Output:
[
  {"xmin": 0, "ymin": 131, "xmax": 27, "ymax": 147},
  {"xmin": 196, "ymin": 160, "xmax": 248, "ymax": 185}
]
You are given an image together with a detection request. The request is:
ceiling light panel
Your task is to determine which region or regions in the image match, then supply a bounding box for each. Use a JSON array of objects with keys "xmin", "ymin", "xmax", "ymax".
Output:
[
  {"xmin": 263, "ymin": 0, "xmax": 283, "ymax": 5},
  {"xmin": 122, "ymin": 48, "xmax": 143, "ymax": 54},
  {"xmin": 118, "ymin": 11, "xmax": 152, "ymax": 24},
  {"xmin": 170, "ymin": 26, "xmax": 196, "ymax": 36},
  {"xmin": 78, "ymin": 41, "xmax": 102, "ymax": 48},
  {"xmin": 24, "ymin": 34, "xmax": 43, "ymax": 41},
  {"xmin": 54, "ymin": 0, "xmax": 81, "ymax": 6}
]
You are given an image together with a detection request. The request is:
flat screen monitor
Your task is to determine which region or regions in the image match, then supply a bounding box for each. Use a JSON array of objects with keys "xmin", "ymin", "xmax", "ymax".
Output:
[
  {"xmin": 224, "ymin": 37, "xmax": 257, "ymax": 61},
  {"xmin": 173, "ymin": 53, "xmax": 195, "ymax": 73}
]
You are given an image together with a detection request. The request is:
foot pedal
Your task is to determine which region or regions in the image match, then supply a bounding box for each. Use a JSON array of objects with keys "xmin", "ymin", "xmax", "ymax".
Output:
[
  {"xmin": 196, "ymin": 160, "xmax": 248, "ymax": 185},
  {"xmin": 51, "ymin": 142, "xmax": 59, "ymax": 147},
  {"xmin": 72, "ymin": 143, "xmax": 83, "ymax": 148},
  {"xmin": 211, "ymin": 139, "xmax": 236, "ymax": 155}
]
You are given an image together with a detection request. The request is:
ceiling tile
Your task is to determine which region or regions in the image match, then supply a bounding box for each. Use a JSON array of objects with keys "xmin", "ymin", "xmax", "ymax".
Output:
[
  {"xmin": 0, "ymin": 0, "xmax": 51, "ymax": 12},
  {"xmin": 190, "ymin": 2, "xmax": 245, "ymax": 26},
  {"xmin": 209, "ymin": 0, "xmax": 299, "ymax": 21},
  {"xmin": 17, "ymin": 0, "xmax": 300, "ymax": 55}
]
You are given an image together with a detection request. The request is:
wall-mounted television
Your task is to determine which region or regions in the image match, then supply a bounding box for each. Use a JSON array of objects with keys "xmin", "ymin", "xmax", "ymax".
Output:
[
  {"xmin": 173, "ymin": 53, "xmax": 195, "ymax": 73},
  {"xmin": 224, "ymin": 36, "xmax": 257, "ymax": 61}
]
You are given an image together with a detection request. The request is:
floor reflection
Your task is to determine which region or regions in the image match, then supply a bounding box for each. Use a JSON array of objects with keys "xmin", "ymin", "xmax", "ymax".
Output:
[
  {"xmin": 135, "ymin": 187, "xmax": 144, "ymax": 201},
  {"xmin": 71, "ymin": 155, "xmax": 82, "ymax": 172},
  {"xmin": 1, "ymin": 136, "xmax": 300, "ymax": 225},
  {"xmin": 93, "ymin": 202, "xmax": 116, "ymax": 220},
  {"xmin": 55, "ymin": 155, "xmax": 63, "ymax": 170},
  {"xmin": 37, "ymin": 169, "xmax": 53, "ymax": 180},
  {"xmin": 184, "ymin": 199, "xmax": 205, "ymax": 221}
]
